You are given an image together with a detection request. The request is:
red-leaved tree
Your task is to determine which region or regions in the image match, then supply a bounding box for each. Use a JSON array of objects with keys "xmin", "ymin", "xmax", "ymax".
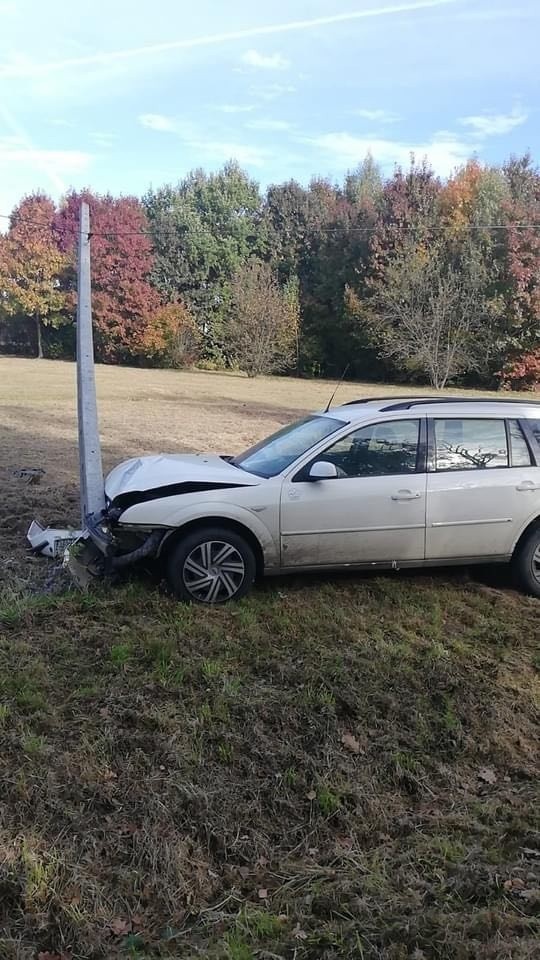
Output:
[{"xmin": 55, "ymin": 191, "xmax": 161, "ymax": 362}]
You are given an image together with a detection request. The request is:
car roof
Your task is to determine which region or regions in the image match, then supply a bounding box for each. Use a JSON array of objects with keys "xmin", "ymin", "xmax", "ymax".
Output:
[{"xmin": 321, "ymin": 395, "xmax": 540, "ymax": 421}]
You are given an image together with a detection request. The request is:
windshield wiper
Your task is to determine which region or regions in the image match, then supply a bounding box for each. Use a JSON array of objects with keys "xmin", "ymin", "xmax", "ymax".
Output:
[{"xmin": 221, "ymin": 455, "xmax": 247, "ymax": 472}]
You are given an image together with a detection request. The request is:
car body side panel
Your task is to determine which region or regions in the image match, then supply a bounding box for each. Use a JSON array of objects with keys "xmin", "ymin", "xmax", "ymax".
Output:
[
  {"xmin": 426, "ymin": 468, "xmax": 540, "ymax": 560},
  {"xmin": 117, "ymin": 484, "xmax": 282, "ymax": 569},
  {"xmin": 280, "ymin": 473, "xmax": 427, "ymax": 566}
]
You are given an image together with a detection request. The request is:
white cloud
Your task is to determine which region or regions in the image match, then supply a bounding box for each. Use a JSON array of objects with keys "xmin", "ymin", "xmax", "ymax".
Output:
[
  {"xmin": 0, "ymin": 135, "xmax": 92, "ymax": 216},
  {"xmin": 307, "ymin": 130, "xmax": 472, "ymax": 177},
  {"xmin": 253, "ymin": 83, "xmax": 296, "ymax": 102},
  {"xmin": 139, "ymin": 113, "xmax": 177, "ymax": 132},
  {"xmin": 0, "ymin": 136, "xmax": 91, "ymax": 178},
  {"xmin": 460, "ymin": 107, "xmax": 528, "ymax": 137},
  {"xmin": 247, "ymin": 119, "xmax": 293, "ymax": 131},
  {"xmin": 192, "ymin": 141, "xmax": 267, "ymax": 167},
  {"xmin": 89, "ymin": 131, "xmax": 117, "ymax": 148},
  {"xmin": 214, "ymin": 104, "xmax": 255, "ymax": 114},
  {"xmin": 0, "ymin": 105, "xmax": 92, "ymax": 200},
  {"xmin": 136, "ymin": 113, "xmax": 267, "ymax": 169},
  {"xmin": 0, "ymin": 2, "xmax": 460, "ymax": 78},
  {"xmin": 241, "ymin": 49, "xmax": 290, "ymax": 70},
  {"xmin": 354, "ymin": 108, "xmax": 398, "ymax": 124}
]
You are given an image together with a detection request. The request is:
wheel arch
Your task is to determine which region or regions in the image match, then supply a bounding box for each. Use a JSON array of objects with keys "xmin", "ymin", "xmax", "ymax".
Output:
[
  {"xmin": 157, "ymin": 517, "xmax": 266, "ymax": 577},
  {"xmin": 512, "ymin": 513, "xmax": 540, "ymax": 557}
]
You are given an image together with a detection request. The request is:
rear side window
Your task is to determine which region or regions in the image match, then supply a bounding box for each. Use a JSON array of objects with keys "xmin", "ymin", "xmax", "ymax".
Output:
[
  {"xmin": 528, "ymin": 420, "xmax": 540, "ymax": 447},
  {"xmin": 433, "ymin": 419, "xmax": 508, "ymax": 471},
  {"xmin": 508, "ymin": 420, "xmax": 532, "ymax": 466}
]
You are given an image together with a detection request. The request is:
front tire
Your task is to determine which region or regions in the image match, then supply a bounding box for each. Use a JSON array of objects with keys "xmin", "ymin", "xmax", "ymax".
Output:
[
  {"xmin": 166, "ymin": 526, "xmax": 256, "ymax": 604},
  {"xmin": 512, "ymin": 526, "xmax": 540, "ymax": 599}
]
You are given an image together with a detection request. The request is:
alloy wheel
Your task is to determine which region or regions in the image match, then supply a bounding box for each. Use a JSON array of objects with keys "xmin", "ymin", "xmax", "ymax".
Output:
[{"xmin": 182, "ymin": 539, "xmax": 246, "ymax": 603}]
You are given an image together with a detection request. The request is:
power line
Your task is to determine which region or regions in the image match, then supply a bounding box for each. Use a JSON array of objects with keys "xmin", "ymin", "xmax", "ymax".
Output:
[{"xmin": 1, "ymin": 210, "xmax": 540, "ymax": 241}]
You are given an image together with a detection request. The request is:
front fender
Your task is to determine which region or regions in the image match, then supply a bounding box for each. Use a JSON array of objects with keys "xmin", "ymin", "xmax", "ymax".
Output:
[{"xmin": 118, "ymin": 498, "xmax": 280, "ymax": 569}]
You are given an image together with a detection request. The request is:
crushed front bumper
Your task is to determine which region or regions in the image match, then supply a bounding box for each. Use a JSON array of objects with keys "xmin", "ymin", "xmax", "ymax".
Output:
[{"xmin": 29, "ymin": 508, "xmax": 164, "ymax": 589}]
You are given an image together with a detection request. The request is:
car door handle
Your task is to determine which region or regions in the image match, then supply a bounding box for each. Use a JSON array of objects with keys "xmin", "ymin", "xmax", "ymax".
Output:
[
  {"xmin": 516, "ymin": 481, "xmax": 540, "ymax": 492},
  {"xmin": 391, "ymin": 490, "xmax": 422, "ymax": 501}
]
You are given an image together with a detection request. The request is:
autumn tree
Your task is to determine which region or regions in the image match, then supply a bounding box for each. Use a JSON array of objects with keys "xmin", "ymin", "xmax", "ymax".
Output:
[
  {"xmin": 496, "ymin": 156, "xmax": 540, "ymax": 386},
  {"xmin": 140, "ymin": 301, "xmax": 201, "ymax": 367},
  {"xmin": 55, "ymin": 191, "xmax": 160, "ymax": 363},
  {"xmin": 228, "ymin": 260, "xmax": 299, "ymax": 377},
  {"xmin": 0, "ymin": 194, "xmax": 70, "ymax": 357}
]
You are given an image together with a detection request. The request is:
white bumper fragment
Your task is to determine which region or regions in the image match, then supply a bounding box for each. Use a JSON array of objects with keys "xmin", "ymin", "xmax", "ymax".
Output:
[{"xmin": 27, "ymin": 520, "xmax": 83, "ymax": 559}]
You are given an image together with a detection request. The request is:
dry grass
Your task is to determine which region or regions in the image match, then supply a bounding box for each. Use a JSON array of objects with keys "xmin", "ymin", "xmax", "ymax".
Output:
[{"xmin": 0, "ymin": 358, "xmax": 539, "ymax": 960}]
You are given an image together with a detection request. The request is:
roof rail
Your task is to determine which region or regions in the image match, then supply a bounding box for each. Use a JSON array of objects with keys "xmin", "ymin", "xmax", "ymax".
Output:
[
  {"xmin": 381, "ymin": 397, "xmax": 540, "ymax": 412},
  {"xmin": 340, "ymin": 395, "xmax": 435, "ymax": 407}
]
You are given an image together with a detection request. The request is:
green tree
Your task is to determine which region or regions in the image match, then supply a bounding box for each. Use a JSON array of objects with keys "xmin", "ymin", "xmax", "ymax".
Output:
[
  {"xmin": 144, "ymin": 162, "xmax": 265, "ymax": 359},
  {"xmin": 344, "ymin": 153, "xmax": 383, "ymax": 206},
  {"xmin": 351, "ymin": 238, "xmax": 493, "ymax": 388}
]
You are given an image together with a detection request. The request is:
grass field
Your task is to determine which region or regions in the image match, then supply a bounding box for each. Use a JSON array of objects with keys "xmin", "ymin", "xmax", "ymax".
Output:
[{"xmin": 0, "ymin": 357, "xmax": 539, "ymax": 960}]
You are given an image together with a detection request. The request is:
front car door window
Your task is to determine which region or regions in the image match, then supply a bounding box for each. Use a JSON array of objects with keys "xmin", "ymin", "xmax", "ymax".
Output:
[{"xmin": 314, "ymin": 418, "xmax": 421, "ymax": 478}]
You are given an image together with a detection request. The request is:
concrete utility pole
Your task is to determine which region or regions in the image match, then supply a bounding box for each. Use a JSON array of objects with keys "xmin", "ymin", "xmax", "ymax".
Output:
[{"xmin": 77, "ymin": 201, "xmax": 105, "ymax": 526}]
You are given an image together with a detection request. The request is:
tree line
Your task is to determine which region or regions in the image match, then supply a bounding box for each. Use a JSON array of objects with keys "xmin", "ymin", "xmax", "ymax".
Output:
[{"xmin": 0, "ymin": 153, "xmax": 539, "ymax": 389}]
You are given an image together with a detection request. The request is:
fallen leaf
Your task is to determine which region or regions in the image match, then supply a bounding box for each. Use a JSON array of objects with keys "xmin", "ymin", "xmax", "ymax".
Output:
[
  {"xmin": 478, "ymin": 767, "xmax": 497, "ymax": 784},
  {"xmin": 504, "ymin": 877, "xmax": 525, "ymax": 892},
  {"xmin": 258, "ymin": 888, "xmax": 268, "ymax": 899},
  {"xmin": 110, "ymin": 918, "xmax": 132, "ymax": 936},
  {"xmin": 306, "ymin": 790, "xmax": 316, "ymax": 801},
  {"xmin": 341, "ymin": 731, "xmax": 361, "ymax": 754},
  {"xmin": 238, "ymin": 866, "xmax": 250, "ymax": 879},
  {"xmin": 293, "ymin": 922, "xmax": 308, "ymax": 940}
]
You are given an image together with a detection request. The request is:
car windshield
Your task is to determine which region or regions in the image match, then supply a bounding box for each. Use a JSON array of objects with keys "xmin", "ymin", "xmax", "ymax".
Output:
[{"xmin": 232, "ymin": 415, "xmax": 346, "ymax": 478}]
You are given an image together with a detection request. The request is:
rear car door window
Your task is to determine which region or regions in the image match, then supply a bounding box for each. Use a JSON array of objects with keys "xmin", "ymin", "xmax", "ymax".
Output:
[{"xmin": 433, "ymin": 419, "xmax": 508, "ymax": 471}]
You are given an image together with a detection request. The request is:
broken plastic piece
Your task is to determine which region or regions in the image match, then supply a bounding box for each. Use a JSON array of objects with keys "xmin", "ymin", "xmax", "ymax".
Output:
[
  {"xmin": 64, "ymin": 534, "xmax": 105, "ymax": 589},
  {"xmin": 27, "ymin": 520, "xmax": 82, "ymax": 559}
]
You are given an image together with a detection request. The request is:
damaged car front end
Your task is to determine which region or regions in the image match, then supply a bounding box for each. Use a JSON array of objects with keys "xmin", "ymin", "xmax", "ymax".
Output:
[{"xmin": 56, "ymin": 452, "xmax": 265, "ymax": 590}]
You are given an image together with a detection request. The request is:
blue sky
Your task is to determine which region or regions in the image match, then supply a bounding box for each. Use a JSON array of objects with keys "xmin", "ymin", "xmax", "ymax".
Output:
[{"xmin": 0, "ymin": 0, "xmax": 538, "ymax": 215}]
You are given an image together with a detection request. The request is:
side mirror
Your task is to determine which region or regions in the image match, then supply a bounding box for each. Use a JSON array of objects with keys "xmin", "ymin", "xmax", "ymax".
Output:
[{"xmin": 308, "ymin": 460, "xmax": 338, "ymax": 481}]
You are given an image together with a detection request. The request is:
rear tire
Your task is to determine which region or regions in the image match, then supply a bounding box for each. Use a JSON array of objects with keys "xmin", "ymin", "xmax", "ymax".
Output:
[
  {"xmin": 166, "ymin": 526, "xmax": 256, "ymax": 604},
  {"xmin": 512, "ymin": 527, "xmax": 540, "ymax": 599}
]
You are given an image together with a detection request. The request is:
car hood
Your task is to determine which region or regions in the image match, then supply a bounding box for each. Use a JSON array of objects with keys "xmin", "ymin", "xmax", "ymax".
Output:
[{"xmin": 105, "ymin": 453, "xmax": 260, "ymax": 504}]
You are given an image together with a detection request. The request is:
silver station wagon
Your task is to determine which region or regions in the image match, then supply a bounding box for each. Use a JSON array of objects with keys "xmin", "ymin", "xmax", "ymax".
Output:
[{"xmin": 86, "ymin": 396, "xmax": 540, "ymax": 604}]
